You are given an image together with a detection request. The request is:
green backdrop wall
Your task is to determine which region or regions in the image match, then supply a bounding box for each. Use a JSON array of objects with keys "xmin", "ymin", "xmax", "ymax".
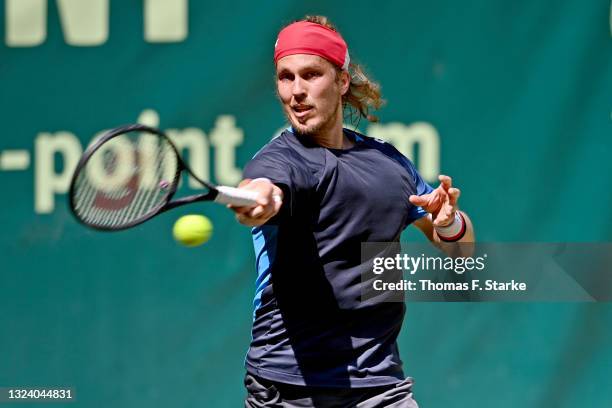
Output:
[{"xmin": 1, "ymin": 1, "xmax": 610, "ymax": 406}]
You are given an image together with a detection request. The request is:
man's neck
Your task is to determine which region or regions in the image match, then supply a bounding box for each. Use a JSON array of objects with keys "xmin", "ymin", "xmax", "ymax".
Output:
[
  {"xmin": 313, "ymin": 129, "xmax": 345, "ymax": 149},
  {"xmin": 308, "ymin": 112, "xmax": 353, "ymax": 150}
]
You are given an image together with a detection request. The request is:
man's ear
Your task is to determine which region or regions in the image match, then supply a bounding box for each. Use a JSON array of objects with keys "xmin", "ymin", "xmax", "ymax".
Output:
[{"xmin": 339, "ymin": 70, "xmax": 350, "ymax": 95}]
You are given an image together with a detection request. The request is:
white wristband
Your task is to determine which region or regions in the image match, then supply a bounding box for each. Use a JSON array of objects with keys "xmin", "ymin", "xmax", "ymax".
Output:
[{"xmin": 434, "ymin": 212, "xmax": 465, "ymax": 241}]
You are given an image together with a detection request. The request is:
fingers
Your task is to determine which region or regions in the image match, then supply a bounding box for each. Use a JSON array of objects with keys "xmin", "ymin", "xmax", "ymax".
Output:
[
  {"xmin": 434, "ymin": 175, "xmax": 461, "ymax": 208},
  {"xmin": 231, "ymin": 199, "xmax": 274, "ymax": 219},
  {"xmin": 433, "ymin": 206, "xmax": 456, "ymax": 227},
  {"xmin": 229, "ymin": 178, "xmax": 284, "ymax": 226},
  {"xmin": 235, "ymin": 212, "xmax": 260, "ymax": 227},
  {"xmin": 235, "ymin": 211, "xmax": 265, "ymax": 227},
  {"xmin": 432, "ymin": 182, "xmax": 460, "ymax": 227},
  {"xmin": 237, "ymin": 178, "xmax": 252, "ymax": 188},
  {"xmin": 272, "ymin": 193, "xmax": 283, "ymax": 213},
  {"xmin": 410, "ymin": 188, "xmax": 445, "ymax": 211},
  {"xmin": 409, "ymin": 194, "xmax": 429, "ymax": 206},
  {"xmin": 411, "ymin": 176, "xmax": 462, "ymax": 225},
  {"xmin": 234, "ymin": 198, "xmax": 281, "ymax": 226},
  {"xmin": 232, "ymin": 204, "xmax": 271, "ymax": 226},
  {"xmin": 438, "ymin": 175, "xmax": 452, "ymax": 190},
  {"xmin": 249, "ymin": 199, "xmax": 276, "ymax": 218},
  {"xmin": 448, "ymin": 187, "xmax": 460, "ymax": 206},
  {"xmin": 248, "ymin": 180, "xmax": 277, "ymax": 218}
]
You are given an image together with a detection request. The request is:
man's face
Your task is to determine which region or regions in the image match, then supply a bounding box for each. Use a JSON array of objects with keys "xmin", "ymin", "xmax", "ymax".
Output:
[{"xmin": 275, "ymin": 54, "xmax": 347, "ymax": 136}]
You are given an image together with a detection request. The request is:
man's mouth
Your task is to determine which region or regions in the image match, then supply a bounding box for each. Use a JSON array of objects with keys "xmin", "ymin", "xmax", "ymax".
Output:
[{"xmin": 292, "ymin": 105, "xmax": 313, "ymax": 118}]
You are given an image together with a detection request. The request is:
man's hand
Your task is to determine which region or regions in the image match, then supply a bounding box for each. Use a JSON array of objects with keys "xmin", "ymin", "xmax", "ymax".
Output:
[
  {"xmin": 229, "ymin": 178, "xmax": 283, "ymax": 227},
  {"xmin": 409, "ymin": 175, "xmax": 460, "ymax": 227},
  {"xmin": 411, "ymin": 174, "xmax": 474, "ymax": 252}
]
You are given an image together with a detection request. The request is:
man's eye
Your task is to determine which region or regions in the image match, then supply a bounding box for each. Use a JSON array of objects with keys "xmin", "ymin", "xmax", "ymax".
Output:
[{"xmin": 304, "ymin": 72, "xmax": 320, "ymax": 79}]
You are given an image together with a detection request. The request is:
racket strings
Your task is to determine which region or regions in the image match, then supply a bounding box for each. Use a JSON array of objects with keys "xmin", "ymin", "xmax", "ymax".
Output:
[{"xmin": 72, "ymin": 131, "xmax": 177, "ymax": 228}]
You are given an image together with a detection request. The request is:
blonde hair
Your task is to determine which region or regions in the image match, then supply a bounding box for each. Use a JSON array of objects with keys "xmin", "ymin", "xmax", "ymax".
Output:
[{"xmin": 285, "ymin": 15, "xmax": 385, "ymax": 124}]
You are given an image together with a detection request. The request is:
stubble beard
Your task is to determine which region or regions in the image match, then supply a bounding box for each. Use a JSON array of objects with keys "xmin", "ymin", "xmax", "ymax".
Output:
[{"xmin": 285, "ymin": 97, "xmax": 341, "ymax": 138}]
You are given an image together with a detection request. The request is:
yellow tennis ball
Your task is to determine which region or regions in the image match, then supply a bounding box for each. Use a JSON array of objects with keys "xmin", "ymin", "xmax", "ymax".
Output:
[{"xmin": 172, "ymin": 215, "xmax": 213, "ymax": 247}]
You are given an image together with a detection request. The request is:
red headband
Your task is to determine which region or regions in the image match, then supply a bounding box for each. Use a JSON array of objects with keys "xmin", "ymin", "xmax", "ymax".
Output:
[{"xmin": 274, "ymin": 21, "xmax": 350, "ymax": 70}]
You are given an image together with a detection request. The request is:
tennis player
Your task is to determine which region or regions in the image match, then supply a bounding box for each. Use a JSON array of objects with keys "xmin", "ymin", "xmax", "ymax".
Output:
[{"xmin": 230, "ymin": 16, "xmax": 475, "ymax": 407}]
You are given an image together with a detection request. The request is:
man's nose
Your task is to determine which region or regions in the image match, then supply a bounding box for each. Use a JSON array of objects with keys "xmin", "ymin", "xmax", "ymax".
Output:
[{"xmin": 291, "ymin": 77, "xmax": 306, "ymax": 98}]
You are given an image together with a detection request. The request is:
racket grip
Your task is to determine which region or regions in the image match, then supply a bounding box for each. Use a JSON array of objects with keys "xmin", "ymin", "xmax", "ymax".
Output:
[{"xmin": 214, "ymin": 186, "xmax": 259, "ymax": 207}]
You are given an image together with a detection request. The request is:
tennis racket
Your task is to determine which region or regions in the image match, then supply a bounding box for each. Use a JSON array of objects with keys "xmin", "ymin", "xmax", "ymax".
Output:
[{"xmin": 69, "ymin": 124, "xmax": 258, "ymax": 231}]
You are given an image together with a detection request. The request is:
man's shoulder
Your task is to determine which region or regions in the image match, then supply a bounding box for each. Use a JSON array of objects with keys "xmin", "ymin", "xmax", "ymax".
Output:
[
  {"xmin": 345, "ymin": 127, "xmax": 420, "ymax": 175},
  {"xmin": 345, "ymin": 128, "xmax": 400, "ymax": 155},
  {"xmin": 244, "ymin": 129, "xmax": 320, "ymax": 188},
  {"xmin": 250, "ymin": 129, "xmax": 323, "ymax": 167},
  {"xmin": 344, "ymin": 128, "xmax": 395, "ymax": 149},
  {"xmin": 250, "ymin": 129, "xmax": 295, "ymax": 159}
]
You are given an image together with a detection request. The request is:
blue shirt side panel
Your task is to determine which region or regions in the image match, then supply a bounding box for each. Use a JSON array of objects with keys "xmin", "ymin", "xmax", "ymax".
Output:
[{"xmin": 251, "ymin": 225, "xmax": 278, "ymax": 319}]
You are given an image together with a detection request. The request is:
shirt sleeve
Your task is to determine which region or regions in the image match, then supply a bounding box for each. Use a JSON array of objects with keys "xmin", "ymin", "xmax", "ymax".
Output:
[
  {"xmin": 367, "ymin": 137, "xmax": 434, "ymax": 226},
  {"xmin": 376, "ymin": 143, "xmax": 434, "ymax": 227},
  {"xmin": 405, "ymin": 161, "xmax": 434, "ymax": 224},
  {"xmin": 360, "ymin": 135, "xmax": 435, "ymax": 227},
  {"xmin": 243, "ymin": 150, "xmax": 295, "ymax": 189},
  {"xmin": 243, "ymin": 148, "xmax": 313, "ymax": 221}
]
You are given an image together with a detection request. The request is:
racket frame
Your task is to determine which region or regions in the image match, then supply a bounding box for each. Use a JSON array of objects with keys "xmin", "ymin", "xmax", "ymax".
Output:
[{"xmin": 68, "ymin": 124, "xmax": 225, "ymax": 231}]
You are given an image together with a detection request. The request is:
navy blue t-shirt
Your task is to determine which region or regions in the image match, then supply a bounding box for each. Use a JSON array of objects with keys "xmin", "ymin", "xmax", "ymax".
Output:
[{"xmin": 243, "ymin": 128, "xmax": 433, "ymax": 388}]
